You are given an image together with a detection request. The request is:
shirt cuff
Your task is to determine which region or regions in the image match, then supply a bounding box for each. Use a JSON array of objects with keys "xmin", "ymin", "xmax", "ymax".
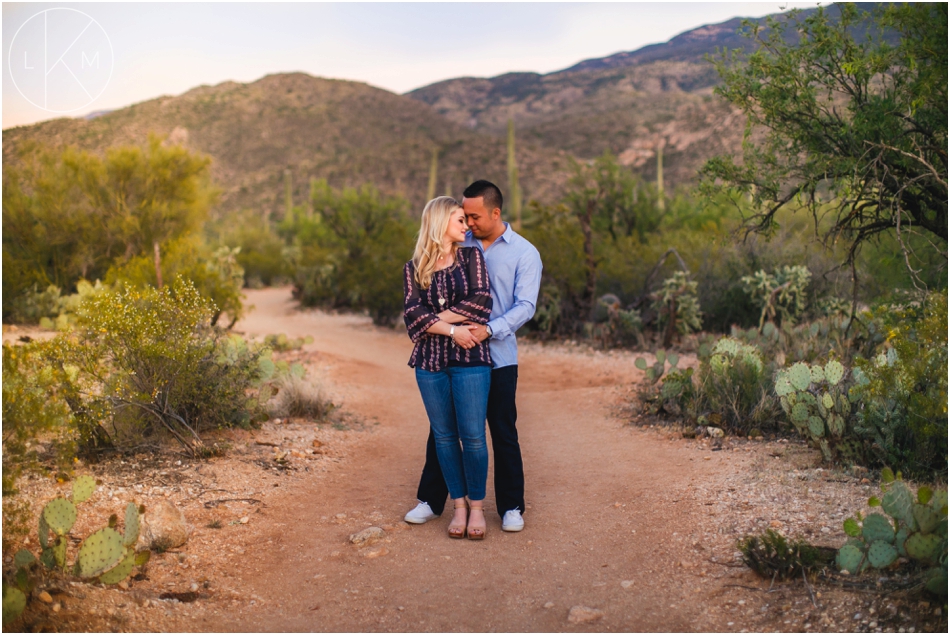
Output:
[{"xmin": 487, "ymin": 317, "xmax": 509, "ymax": 340}]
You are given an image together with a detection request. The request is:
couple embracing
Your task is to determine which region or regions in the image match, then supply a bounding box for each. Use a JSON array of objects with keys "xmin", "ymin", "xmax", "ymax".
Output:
[{"xmin": 402, "ymin": 180, "xmax": 542, "ymax": 540}]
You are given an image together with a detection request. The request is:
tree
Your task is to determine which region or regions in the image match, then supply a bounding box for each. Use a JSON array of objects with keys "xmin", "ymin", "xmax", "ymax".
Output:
[
  {"xmin": 2, "ymin": 134, "xmax": 217, "ymax": 319},
  {"xmin": 701, "ymin": 3, "xmax": 947, "ymax": 291}
]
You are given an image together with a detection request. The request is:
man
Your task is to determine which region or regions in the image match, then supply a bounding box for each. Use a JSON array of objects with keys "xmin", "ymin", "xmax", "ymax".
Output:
[{"xmin": 405, "ymin": 180, "xmax": 542, "ymax": 532}]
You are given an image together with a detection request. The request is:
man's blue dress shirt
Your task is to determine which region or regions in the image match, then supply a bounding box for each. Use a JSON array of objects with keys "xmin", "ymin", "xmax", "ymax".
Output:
[{"xmin": 464, "ymin": 223, "xmax": 542, "ymax": 369}]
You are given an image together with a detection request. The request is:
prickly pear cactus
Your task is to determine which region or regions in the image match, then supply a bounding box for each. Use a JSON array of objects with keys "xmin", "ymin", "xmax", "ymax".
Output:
[
  {"xmin": 904, "ymin": 533, "xmax": 941, "ymax": 562},
  {"xmin": 862, "ymin": 513, "xmax": 895, "ymax": 544},
  {"xmin": 72, "ymin": 475, "xmax": 97, "ymax": 504},
  {"xmin": 2, "ymin": 587, "xmax": 27, "ymax": 626},
  {"xmin": 836, "ymin": 543, "xmax": 864, "ymax": 574},
  {"xmin": 124, "ymin": 502, "xmax": 141, "ymax": 546},
  {"xmin": 634, "ymin": 350, "xmax": 678, "ymax": 385},
  {"xmin": 98, "ymin": 547, "xmax": 136, "ymax": 585},
  {"xmin": 77, "ymin": 527, "xmax": 125, "ymax": 578},
  {"xmin": 841, "ymin": 478, "xmax": 948, "ymax": 578},
  {"xmin": 866, "ymin": 541, "xmax": 898, "ymax": 569},
  {"xmin": 776, "ymin": 359, "xmax": 853, "ymax": 460},
  {"xmin": 43, "ymin": 498, "xmax": 78, "ymax": 536}
]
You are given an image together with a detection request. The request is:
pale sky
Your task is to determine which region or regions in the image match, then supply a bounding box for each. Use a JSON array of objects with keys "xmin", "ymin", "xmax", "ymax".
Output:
[{"xmin": 2, "ymin": 1, "xmax": 818, "ymax": 130}]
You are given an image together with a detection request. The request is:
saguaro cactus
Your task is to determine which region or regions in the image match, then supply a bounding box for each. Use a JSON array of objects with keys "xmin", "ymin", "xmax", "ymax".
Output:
[{"xmin": 507, "ymin": 118, "xmax": 522, "ymax": 230}]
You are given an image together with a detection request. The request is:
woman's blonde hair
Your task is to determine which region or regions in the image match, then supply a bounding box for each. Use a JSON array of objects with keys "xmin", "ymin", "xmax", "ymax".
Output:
[{"xmin": 412, "ymin": 196, "xmax": 462, "ymax": 289}]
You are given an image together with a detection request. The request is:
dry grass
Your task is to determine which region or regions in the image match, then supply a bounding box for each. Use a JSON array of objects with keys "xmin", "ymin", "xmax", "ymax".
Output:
[{"xmin": 267, "ymin": 374, "xmax": 334, "ymax": 420}]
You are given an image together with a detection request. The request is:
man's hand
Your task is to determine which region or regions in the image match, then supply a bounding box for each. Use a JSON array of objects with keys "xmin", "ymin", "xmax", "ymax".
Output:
[{"xmin": 468, "ymin": 324, "xmax": 491, "ymax": 343}]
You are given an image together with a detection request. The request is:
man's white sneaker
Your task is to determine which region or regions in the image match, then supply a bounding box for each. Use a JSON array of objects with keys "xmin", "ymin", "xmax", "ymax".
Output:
[
  {"xmin": 502, "ymin": 509, "xmax": 525, "ymax": 532},
  {"xmin": 404, "ymin": 501, "xmax": 438, "ymax": 524}
]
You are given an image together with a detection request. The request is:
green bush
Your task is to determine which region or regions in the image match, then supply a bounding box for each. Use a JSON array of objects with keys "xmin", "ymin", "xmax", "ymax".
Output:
[
  {"xmin": 694, "ymin": 337, "xmax": 779, "ymax": 434},
  {"xmin": 850, "ymin": 291, "xmax": 947, "ymax": 478},
  {"xmin": 290, "ymin": 180, "xmax": 414, "ymax": 326},
  {"xmin": 213, "ymin": 210, "xmax": 292, "ymax": 287},
  {"xmin": 106, "ymin": 238, "xmax": 245, "ymax": 327},
  {"xmin": 40, "ymin": 278, "xmax": 270, "ymax": 455},
  {"xmin": 2, "ymin": 135, "xmax": 216, "ymax": 322}
]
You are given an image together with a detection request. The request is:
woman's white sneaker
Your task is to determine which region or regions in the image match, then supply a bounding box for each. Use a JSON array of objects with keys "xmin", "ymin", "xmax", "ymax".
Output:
[
  {"xmin": 404, "ymin": 501, "xmax": 438, "ymax": 524},
  {"xmin": 502, "ymin": 509, "xmax": 524, "ymax": 532}
]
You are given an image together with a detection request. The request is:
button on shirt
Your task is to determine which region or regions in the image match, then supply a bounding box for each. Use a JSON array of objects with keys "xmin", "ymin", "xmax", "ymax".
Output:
[{"xmin": 464, "ymin": 223, "xmax": 543, "ymax": 369}]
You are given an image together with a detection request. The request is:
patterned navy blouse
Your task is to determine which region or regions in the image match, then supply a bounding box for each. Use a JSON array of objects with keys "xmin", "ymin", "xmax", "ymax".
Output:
[{"xmin": 403, "ymin": 247, "xmax": 493, "ymax": 371}]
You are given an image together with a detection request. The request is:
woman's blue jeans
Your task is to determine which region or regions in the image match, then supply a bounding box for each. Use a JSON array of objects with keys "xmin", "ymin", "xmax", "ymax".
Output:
[{"xmin": 415, "ymin": 365, "xmax": 490, "ymax": 501}]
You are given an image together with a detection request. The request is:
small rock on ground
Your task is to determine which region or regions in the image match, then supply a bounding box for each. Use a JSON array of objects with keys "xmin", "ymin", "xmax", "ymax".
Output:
[
  {"xmin": 568, "ymin": 606, "xmax": 604, "ymax": 624},
  {"xmin": 349, "ymin": 526, "xmax": 385, "ymax": 547}
]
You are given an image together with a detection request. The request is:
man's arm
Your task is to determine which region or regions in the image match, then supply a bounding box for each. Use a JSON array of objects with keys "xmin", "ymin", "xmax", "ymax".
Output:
[{"xmin": 473, "ymin": 249, "xmax": 542, "ymax": 342}]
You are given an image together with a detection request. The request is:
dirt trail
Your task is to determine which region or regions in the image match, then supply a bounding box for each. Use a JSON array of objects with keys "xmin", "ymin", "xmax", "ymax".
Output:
[{"xmin": 163, "ymin": 288, "xmax": 741, "ymax": 632}]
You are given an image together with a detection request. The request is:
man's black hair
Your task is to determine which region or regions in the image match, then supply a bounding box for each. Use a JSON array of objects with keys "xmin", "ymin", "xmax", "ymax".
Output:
[{"xmin": 463, "ymin": 180, "xmax": 504, "ymax": 213}]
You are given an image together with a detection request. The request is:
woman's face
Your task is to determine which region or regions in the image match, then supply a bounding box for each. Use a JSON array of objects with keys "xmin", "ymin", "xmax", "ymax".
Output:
[{"xmin": 444, "ymin": 208, "xmax": 467, "ymax": 244}]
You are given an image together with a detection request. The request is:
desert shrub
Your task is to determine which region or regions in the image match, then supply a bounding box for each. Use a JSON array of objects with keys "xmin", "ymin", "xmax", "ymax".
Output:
[
  {"xmin": 40, "ymin": 279, "xmax": 270, "ymax": 455},
  {"xmin": 741, "ymin": 265, "xmax": 811, "ymax": 329},
  {"xmin": 290, "ymin": 180, "xmax": 414, "ymax": 326},
  {"xmin": 263, "ymin": 333, "xmax": 313, "ymax": 352},
  {"xmin": 268, "ymin": 372, "xmax": 334, "ymax": 420},
  {"xmin": 694, "ymin": 337, "xmax": 780, "ymax": 434},
  {"xmin": 589, "ymin": 294, "xmax": 642, "ymax": 348},
  {"xmin": 106, "ymin": 237, "xmax": 245, "ymax": 327},
  {"xmin": 213, "ymin": 210, "xmax": 291, "ymax": 287},
  {"xmin": 1, "ymin": 344, "xmax": 76, "ymax": 493},
  {"xmin": 850, "ymin": 291, "xmax": 947, "ymax": 478},
  {"xmin": 738, "ymin": 529, "xmax": 834, "ymax": 580}
]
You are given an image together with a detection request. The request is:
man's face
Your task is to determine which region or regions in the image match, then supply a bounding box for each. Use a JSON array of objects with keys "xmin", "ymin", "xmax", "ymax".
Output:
[{"xmin": 463, "ymin": 196, "xmax": 501, "ymax": 239}]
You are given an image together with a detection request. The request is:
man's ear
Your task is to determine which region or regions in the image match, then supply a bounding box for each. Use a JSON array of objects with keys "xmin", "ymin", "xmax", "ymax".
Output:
[{"xmin": 492, "ymin": 208, "xmax": 502, "ymax": 220}]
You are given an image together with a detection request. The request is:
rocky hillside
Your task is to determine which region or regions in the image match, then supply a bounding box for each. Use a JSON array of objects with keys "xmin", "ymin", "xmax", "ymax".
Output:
[{"xmin": 2, "ymin": 73, "xmax": 572, "ymax": 216}]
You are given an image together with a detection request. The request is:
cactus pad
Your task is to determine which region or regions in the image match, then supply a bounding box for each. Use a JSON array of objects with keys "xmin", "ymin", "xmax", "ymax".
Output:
[
  {"xmin": 821, "ymin": 392, "xmax": 834, "ymax": 410},
  {"xmin": 634, "ymin": 357, "xmax": 647, "ymax": 371},
  {"xmin": 810, "ymin": 365, "xmax": 825, "ymax": 384},
  {"xmin": 775, "ymin": 374, "xmax": 793, "ymax": 397},
  {"xmin": 837, "ymin": 394, "xmax": 851, "ymax": 416},
  {"xmin": 38, "ymin": 513, "xmax": 50, "ymax": 549},
  {"xmin": 790, "ymin": 402, "xmax": 809, "ymax": 423},
  {"xmin": 867, "ymin": 540, "xmax": 898, "ymax": 569},
  {"xmin": 13, "ymin": 549, "xmax": 35, "ymax": 569},
  {"xmin": 77, "ymin": 527, "xmax": 125, "ymax": 578},
  {"xmin": 43, "ymin": 498, "xmax": 77, "ymax": 536},
  {"xmin": 824, "ymin": 360, "xmax": 845, "ymax": 385},
  {"xmin": 862, "ymin": 513, "xmax": 895, "ymax": 543},
  {"xmin": 39, "ymin": 547, "xmax": 56, "ymax": 569},
  {"xmin": 882, "ymin": 482, "xmax": 916, "ymax": 528},
  {"xmin": 836, "ymin": 544, "xmax": 864, "ymax": 574},
  {"xmin": 667, "ymin": 353, "xmax": 679, "ymax": 368},
  {"xmin": 913, "ymin": 503, "xmax": 939, "ymax": 535},
  {"xmin": 53, "ymin": 535, "xmax": 67, "ymax": 568},
  {"xmin": 779, "ymin": 396, "xmax": 790, "ymax": 415},
  {"xmin": 72, "ymin": 475, "xmax": 96, "ymax": 504},
  {"xmin": 827, "ymin": 414, "xmax": 845, "ymax": 437},
  {"xmin": 98, "ymin": 547, "xmax": 135, "ymax": 585},
  {"xmin": 807, "ymin": 416, "xmax": 824, "ymax": 437},
  {"xmin": 124, "ymin": 502, "xmax": 140, "ymax": 546},
  {"xmin": 930, "ymin": 489, "xmax": 948, "ymax": 515},
  {"xmin": 788, "ymin": 363, "xmax": 812, "ymax": 390},
  {"xmin": 656, "ymin": 350, "xmax": 666, "ymax": 364},
  {"xmin": 3, "ymin": 587, "xmax": 27, "ymax": 625},
  {"xmin": 904, "ymin": 532, "xmax": 941, "ymax": 562},
  {"xmin": 843, "ymin": 517, "xmax": 861, "ymax": 537},
  {"xmin": 894, "ymin": 527, "xmax": 911, "ymax": 557}
]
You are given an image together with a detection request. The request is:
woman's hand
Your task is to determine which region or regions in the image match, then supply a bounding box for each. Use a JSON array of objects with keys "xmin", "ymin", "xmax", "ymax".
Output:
[{"xmin": 452, "ymin": 324, "xmax": 478, "ymax": 349}]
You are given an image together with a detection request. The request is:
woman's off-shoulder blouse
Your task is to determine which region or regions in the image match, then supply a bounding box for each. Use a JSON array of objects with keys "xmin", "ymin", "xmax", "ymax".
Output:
[{"xmin": 403, "ymin": 247, "xmax": 493, "ymax": 371}]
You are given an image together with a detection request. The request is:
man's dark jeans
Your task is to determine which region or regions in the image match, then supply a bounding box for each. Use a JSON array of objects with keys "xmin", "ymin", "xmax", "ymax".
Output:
[{"xmin": 416, "ymin": 365, "xmax": 524, "ymax": 517}]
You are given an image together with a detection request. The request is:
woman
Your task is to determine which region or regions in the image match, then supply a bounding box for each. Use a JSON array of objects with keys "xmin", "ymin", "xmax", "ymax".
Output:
[{"xmin": 403, "ymin": 196, "xmax": 493, "ymax": 539}]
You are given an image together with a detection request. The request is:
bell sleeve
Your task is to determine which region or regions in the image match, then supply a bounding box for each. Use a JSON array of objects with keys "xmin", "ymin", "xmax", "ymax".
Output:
[
  {"xmin": 403, "ymin": 262, "xmax": 440, "ymax": 343},
  {"xmin": 446, "ymin": 248, "xmax": 493, "ymax": 324}
]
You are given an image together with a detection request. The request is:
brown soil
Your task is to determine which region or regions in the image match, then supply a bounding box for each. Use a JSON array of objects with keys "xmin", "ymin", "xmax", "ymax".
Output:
[{"xmin": 5, "ymin": 288, "xmax": 945, "ymax": 632}]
